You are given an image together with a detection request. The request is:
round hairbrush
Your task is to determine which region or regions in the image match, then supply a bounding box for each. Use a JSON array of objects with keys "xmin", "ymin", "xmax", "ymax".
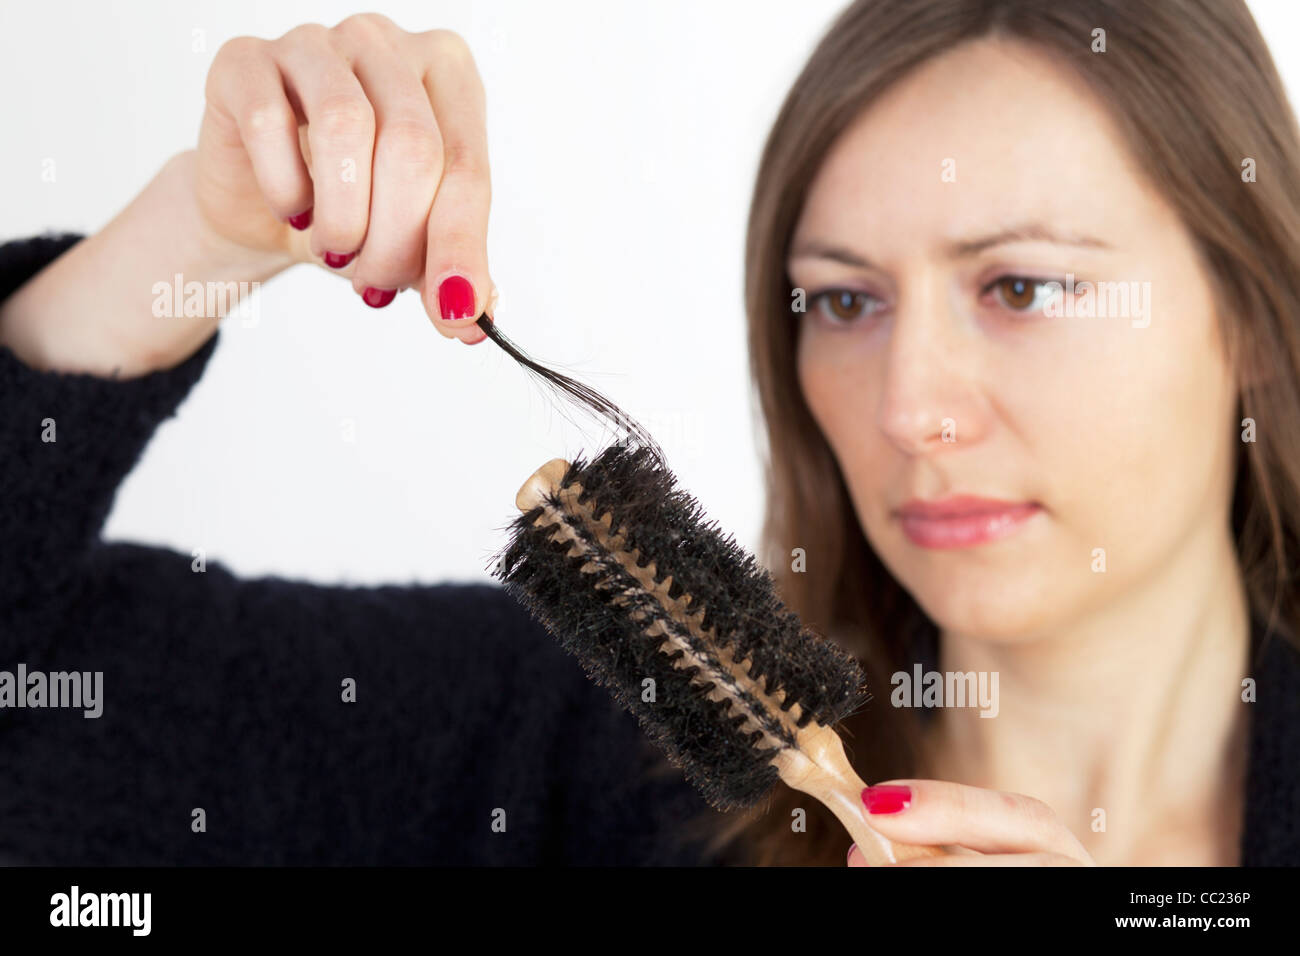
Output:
[{"xmin": 490, "ymin": 441, "xmax": 945, "ymax": 865}]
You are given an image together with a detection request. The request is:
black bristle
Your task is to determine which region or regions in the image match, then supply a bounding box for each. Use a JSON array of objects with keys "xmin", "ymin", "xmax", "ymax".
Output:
[{"xmin": 489, "ymin": 442, "xmax": 869, "ymax": 812}]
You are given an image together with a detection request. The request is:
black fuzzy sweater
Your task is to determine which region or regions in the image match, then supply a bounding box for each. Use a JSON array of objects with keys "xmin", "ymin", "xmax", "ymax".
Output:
[{"xmin": 2, "ymin": 233, "xmax": 1297, "ymax": 866}]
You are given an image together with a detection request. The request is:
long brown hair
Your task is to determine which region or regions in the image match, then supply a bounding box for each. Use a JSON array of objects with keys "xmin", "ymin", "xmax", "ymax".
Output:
[{"xmin": 710, "ymin": 0, "xmax": 1300, "ymax": 866}]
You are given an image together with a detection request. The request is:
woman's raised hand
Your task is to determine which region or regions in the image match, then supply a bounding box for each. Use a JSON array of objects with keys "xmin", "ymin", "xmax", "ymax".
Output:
[{"xmin": 197, "ymin": 13, "xmax": 495, "ymax": 344}]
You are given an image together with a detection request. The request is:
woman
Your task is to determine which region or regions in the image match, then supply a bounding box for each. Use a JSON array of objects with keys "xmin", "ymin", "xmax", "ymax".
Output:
[{"xmin": 2, "ymin": 0, "xmax": 1297, "ymax": 867}]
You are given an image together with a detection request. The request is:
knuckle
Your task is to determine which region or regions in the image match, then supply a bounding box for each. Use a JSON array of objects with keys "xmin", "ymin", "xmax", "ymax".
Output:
[
  {"xmin": 335, "ymin": 12, "xmax": 391, "ymax": 43},
  {"xmin": 242, "ymin": 100, "xmax": 295, "ymax": 138},
  {"xmin": 947, "ymin": 784, "xmax": 976, "ymax": 819},
  {"xmin": 314, "ymin": 95, "xmax": 376, "ymax": 145},
  {"xmin": 424, "ymin": 28, "xmax": 475, "ymax": 67},
  {"xmin": 279, "ymin": 22, "xmax": 329, "ymax": 50},
  {"xmin": 1019, "ymin": 794, "xmax": 1053, "ymax": 820},
  {"xmin": 382, "ymin": 118, "xmax": 443, "ymax": 173},
  {"xmin": 441, "ymin": 142, "xmax": 488, "ymax": 179},
  {"xmin": 1007, "ymin": 792, "xmax": 1057, "ymax": 835},
  {"xmin": 363, "ymin": 11, "xmax": 400, "ymax": 32},
  {"xmin": 214, "ymin": 35, "xmax": 263, "ymax": 68}
]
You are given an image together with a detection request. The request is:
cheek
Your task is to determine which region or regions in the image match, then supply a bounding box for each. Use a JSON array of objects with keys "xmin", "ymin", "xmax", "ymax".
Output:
[
  {"xmin": 796, "ymin": 327, "xmax": 888, "ymax": 472},
  {"xmin": 1018, "ymin": 310, "xmax": 1236, "ymax": 573},
  {"xmin": 797, "ymin": 329, "xmax": 900, "ymax": 560}
]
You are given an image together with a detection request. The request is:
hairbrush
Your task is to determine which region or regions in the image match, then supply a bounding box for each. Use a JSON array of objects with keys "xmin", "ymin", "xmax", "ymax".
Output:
[{"xmin": 489, "ymin": 439, "xmax": 944, "ymax": 865}]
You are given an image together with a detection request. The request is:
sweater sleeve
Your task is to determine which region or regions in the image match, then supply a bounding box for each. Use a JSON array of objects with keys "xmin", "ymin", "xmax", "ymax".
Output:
[{"xmin": 0, "ymin": 231, "xmax": 219, "ymax": 643}]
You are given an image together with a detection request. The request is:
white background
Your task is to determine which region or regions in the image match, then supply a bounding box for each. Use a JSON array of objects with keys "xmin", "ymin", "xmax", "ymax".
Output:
[{"xmin": 3, "ymin": 0, "xmax": 1298, "ymax": 585}]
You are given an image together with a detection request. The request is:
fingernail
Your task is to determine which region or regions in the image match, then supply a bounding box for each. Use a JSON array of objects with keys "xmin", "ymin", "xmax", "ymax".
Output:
[
  {"xmin": 287, "ymin": 208, "xmax": 313, "ymax": 231},
  {"xmin": 324, "ymin": 251, "xmax": 356, "ymax": 269},
  {"xmin": 861, "ymin": 785, "xmax": 912, "ymax": 814},
  {"xmin": 438, "ymin": 274, "xmax": 476, "ymax": 321},
  {"xmin": 846, "ymin": 843, "xmax": 857, "ymax": 865},
  {"xmin": 362, "ymin": 287, "xmax": 396, "ymax": 309}
]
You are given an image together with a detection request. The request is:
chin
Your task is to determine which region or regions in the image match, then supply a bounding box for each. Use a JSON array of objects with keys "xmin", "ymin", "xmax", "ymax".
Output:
[{"xmin": 902, "ymin": 569, "xmax": 1063, "ymax": 645}]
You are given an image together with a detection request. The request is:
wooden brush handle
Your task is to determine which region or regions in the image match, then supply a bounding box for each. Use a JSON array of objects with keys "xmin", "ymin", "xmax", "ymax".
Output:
[{"xmin": 775, "ymin": 723, "xmax": 948, "ymax": 864}]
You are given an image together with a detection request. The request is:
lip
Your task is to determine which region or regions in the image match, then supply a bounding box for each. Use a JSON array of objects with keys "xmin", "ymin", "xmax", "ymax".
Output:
[{"xmin": 895, "ymin": 496, "xmax": 1042, "ymax": 549}]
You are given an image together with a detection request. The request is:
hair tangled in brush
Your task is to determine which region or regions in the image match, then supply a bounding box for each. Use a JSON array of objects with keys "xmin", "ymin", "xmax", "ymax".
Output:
[{"xmin": 490, "ymin": 440, "xmax": 869, "ymax": 811}]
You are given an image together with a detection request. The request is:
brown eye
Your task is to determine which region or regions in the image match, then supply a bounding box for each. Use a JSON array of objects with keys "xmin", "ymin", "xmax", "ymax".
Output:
[
  {"xmin": 995, "ymin": 277, "xmax": 1038, "ymax": 310},
  {"xmin": 989, "ymin": 276, "xmax": 1061, "ymax": 313},
  {"xmin": 815, "ymin": 290, "xmax": 878, "ymax": 323}
]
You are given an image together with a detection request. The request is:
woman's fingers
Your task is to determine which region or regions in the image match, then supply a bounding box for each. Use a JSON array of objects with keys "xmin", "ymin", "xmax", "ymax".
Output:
[
  {"xmin": 203, "ymin": 14, "xmax": 496, "ymax": 342},
  {"xmin": 204, "ymin": 37, "xmax": 313, "ymax": 238},
  {"xmin": 892, "ymin": 852, "xmax": 1084, "ymax": 866},
  {"xmin": 848, "ymin": 845, "xmax": 1082, "ymax": 867},
  {"xmin": 328, "ymin": 16, "xmax": 442, "ymax": 303},
  {"xmin": 271, "ymin": 23, "xmax": 375, "ymax": 269},
  {"xmin": 855, "ymin": 780, "xmax": 1095, "ymax": 862},
  {"xmin": 414, "ymin": 29, "xmax": 495, "ymax": 340}
]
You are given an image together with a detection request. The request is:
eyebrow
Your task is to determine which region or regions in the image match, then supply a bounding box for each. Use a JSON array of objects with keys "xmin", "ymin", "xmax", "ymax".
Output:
[{"xmin": 787, "ymin": 223, "xmax": 1113, "ymax": 268}]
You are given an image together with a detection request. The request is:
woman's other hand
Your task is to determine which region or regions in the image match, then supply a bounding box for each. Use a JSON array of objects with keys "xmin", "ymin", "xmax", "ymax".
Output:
[{"xmin": 846, "ymin": 781, "xmax": 1097, "ymax": 866}]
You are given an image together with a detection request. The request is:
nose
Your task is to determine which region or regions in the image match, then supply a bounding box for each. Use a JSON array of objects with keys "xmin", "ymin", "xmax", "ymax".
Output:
[{"xmin": 875, "ymin": 280, "xmax": 988, "ymax": 456}]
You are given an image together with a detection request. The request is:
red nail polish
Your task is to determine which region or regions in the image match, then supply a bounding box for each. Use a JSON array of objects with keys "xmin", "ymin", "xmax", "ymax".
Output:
[
  {"xmin": 438, "ymin": 274, "xmax": 475, "ymax": 321},
  {"xmin": 362, "ymin": 287, "xmax": 396, "ymax": 308},
  {"xmin": 861, "ymin": 785, "xmax": 912, "ymax": 814},
  {"xmin": 287, "ymin": 208, "xmax": 313, "ymax": 230},
  {"xmin": 324, "ymin": 251, "xmax": 356, "ymax": 269}
]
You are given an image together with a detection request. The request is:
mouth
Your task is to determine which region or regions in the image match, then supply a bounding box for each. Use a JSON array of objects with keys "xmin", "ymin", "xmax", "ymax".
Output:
[{"xmin": 894, "ymin": 496, "xmax": 1043, "ymax": 550}]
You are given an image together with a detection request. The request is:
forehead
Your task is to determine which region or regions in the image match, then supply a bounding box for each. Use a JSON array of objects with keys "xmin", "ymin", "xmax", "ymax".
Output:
[{"xmin": 794, "ymin": 37, "xmax": 1167, "ymax": 253}]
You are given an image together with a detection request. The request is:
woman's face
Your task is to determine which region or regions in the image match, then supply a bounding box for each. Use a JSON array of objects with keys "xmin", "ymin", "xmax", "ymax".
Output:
[{"xmin": 787, "ymin": 37, "xmax": 1240, "ymax": 643}]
